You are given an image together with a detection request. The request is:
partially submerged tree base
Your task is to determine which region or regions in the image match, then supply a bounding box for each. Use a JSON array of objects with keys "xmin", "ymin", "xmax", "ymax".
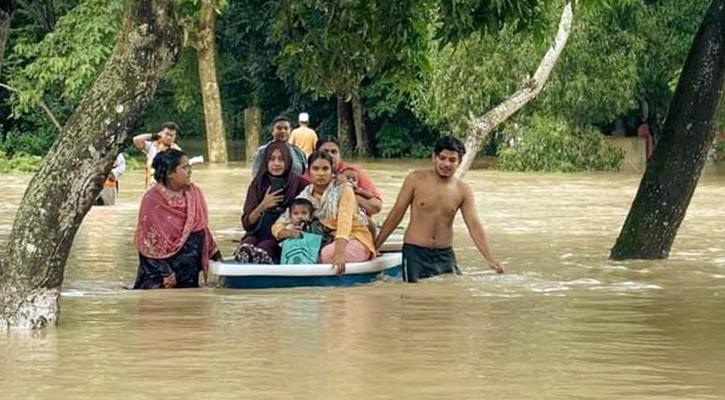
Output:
[
  {"xmin": 610, "ymin": 0, "xmax": 725, "ymax": 260},
  {"xmin": 0, "ymin": 285, "xmax": 59, "ymax": 331},
  {"xmin": 0, "ymin": 0, "xmax": 181, "ymax": 331}
]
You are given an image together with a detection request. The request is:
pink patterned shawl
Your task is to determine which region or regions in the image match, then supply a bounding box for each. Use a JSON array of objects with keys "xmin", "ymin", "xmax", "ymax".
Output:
[{"xmin": 134, "ymin": 183, "xmax": 219, "ymax": 278}]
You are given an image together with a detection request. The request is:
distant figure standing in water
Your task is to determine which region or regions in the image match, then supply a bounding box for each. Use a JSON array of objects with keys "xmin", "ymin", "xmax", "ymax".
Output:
[
  {"xmin": 374, "ymin": 136, "xmax": 503, "ymax": 282},
  {"xmin": 133, "ymin": 149, "xmax": 220, "ymax": 289},
  {"xmin": 94, "ymin": 152, "xmax": 126, "ymax": 206},
  {"xmin": 289, "ymin": 112, "xmax": 318, "ymax": 157},
  {"xmin": 250, "ymin": 116, "xmax": 308, "ymax": 178},
  {"xmin": 132, "ymin": 121, "xmax": 182, "ymax": 188}
]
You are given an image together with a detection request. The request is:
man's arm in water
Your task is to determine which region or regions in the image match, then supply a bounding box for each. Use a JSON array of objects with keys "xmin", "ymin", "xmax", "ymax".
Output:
[
  {"xmin": 374, "ymin": 173, "xmax": 416, "ymax": 249},
  {"xmin": 460, "ymin": 182, "xmax": 504, "ymax": 274}
]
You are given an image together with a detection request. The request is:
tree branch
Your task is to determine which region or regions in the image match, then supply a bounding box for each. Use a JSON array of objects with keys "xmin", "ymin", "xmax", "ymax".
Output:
[
  {"xmin": 0, "ymin": 83, "xmax": 63, "ymax": 131},
  {"xmin": 455, "ymin": 1, "xmax": 574, "ymax": 177}
]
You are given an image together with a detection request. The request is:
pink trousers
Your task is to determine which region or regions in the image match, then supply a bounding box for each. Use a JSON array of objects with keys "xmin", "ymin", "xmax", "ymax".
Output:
[{"xmin": 320, "ymin": 239, "xmax": 372, "ymax": 263}]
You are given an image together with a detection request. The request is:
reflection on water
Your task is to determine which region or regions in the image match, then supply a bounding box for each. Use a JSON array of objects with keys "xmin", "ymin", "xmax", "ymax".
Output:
[{"xmin": 1, "ymin": 163, "xmax": 725, "ymax": 399}]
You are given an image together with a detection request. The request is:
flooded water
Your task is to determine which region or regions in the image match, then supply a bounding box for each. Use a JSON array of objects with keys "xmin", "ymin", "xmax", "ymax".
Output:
[{"xmin": 1, "ymin": 161, "xmax": 725, "ymax": 399}]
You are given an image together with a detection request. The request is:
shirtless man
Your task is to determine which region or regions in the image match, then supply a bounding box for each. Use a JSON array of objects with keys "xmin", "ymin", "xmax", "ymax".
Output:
[{"xmin": 374, "ymin": 136, "xmax": 504, "ymax": 282}]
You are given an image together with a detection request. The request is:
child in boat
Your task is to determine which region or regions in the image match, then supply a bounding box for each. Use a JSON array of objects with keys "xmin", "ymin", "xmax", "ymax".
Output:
[
  {"xmin": 279, "ymin": 198, "xmax": 331, "ymax": 264},
  {"xmin": 340, "ymin": 167, "xmax": 377, "ymax": 240}
]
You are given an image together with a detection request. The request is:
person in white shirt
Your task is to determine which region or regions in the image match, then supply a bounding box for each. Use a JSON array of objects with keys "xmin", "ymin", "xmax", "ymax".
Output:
[
  {"xmin": 132, "ymin": 122, "xmax": 182, "ymax": 188},
  {"xmin": 94, "ymin": 153, "xmax": 127, "ymax": 206}
]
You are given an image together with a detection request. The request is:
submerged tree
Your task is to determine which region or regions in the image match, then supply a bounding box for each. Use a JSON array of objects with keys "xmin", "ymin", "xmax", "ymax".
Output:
[
  {"xmin": 0, "ymin": 0, "xmax": 181, "ymax": 331},
  {"xmin": 610, "ymin": 0, "xmax": 725, "ymax": 260}
]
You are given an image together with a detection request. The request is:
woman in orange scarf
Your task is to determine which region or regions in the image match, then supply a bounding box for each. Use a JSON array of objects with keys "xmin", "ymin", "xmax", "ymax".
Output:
[{"xmin": 133, "ymin": 149, "xmax": 220, "ymax": 289}]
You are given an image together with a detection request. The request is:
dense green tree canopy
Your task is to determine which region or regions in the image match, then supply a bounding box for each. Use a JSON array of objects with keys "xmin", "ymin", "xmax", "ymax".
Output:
[{"xmin": 0, "ymin": 0, "xmax": 711, "ymax": 168}]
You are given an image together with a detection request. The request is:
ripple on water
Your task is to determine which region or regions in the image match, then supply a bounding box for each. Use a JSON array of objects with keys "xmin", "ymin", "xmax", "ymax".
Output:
[{"xmin": 2, "ymin": 165, "xmax": 725, "ymax": 400}]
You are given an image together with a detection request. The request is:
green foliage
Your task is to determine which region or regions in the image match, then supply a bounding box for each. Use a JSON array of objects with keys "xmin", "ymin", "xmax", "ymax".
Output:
[
  {"xmin": 0, "ymin": 150, "xmax": 43, "ymax": 173},
  {"xmin": 497, "ymin": 115, "xmax": 623, "ymax": 172},
  {"xmin": 538, "ymin": 0, "xmax": 708, "ymax": 127},
  {"xmin": 711, "ymin": 141, "xmax": 725, "ymax": 160},
  {"xmin": 162, "ymin": 49, "xmax": 203, "ymax": 113},
  {"xmin": 415, "ymin": 0, "xmax": 707, "ymax": 141},
  {"xmin": 216, "ymin": 0, "xmax": 297, "ymax": 116},
  {"xmin": 137, "ymin": 77, "xmax": 205, "ymax": 140},
  {"xmin": 435, "ymin": 0, "xmax": 546, "ymax": 44},
  {"xmin": 270, "ymin": 0, "xmax": 429, "ymax": 100},
  {"xmin": 414, "ymin": 25, "xmax": 538, "ymax": 135},
  {"xmin": 635, "ymin": 0, "xmax": 708, "ymax": 124},
  {"xmin": 535, "ymin": 3, "xmax": 644, "ymax": 126},
  {"xmin": 0, "ymin": 104, "xmax": 67, "ymax": 156},
  {"xmin": 375, "ymin": 121, "xmax": 432, "ymax": 158},
  {"xmin": 1, "ymin": 125, "xmax": 56, "ymax": 156},
  {"xmin": 0, "ymin": 0, "xmax": 709, "ymax": 170},
  {"xmin": 124, "ymin": 154, "xmax": 144, "ymax": 170},
  {"xmin": 7, "ymin": 0, "xmax": 123, "ymax": 114}
]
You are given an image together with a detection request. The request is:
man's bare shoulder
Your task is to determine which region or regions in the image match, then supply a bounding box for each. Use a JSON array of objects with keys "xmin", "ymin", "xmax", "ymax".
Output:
[
  {"xmin": 454, "ymin": 176, "xmax": 471, "ymax": 189},
  {"xmin": 406, "ymin": 169, "xmax": 432, "ymax": 181},
  {"xmin": 402, "ymin": 170, "xmax": 432, "ymax": 188},
  {"xmin": 453, "ymin": 177, "xmax": 474, "ymax": 197}
]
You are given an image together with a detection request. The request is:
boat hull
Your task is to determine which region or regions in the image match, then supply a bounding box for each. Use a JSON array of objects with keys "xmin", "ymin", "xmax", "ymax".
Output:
[{"xmin": 211, "ymin": 252, "xmax": 402, "ymax": 289}]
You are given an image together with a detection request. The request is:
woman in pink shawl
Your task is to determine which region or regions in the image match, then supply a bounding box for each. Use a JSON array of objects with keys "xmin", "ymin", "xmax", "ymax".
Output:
[{"xmin": 133, "ymin": 149, "xmax": 220, "ymax": 289}]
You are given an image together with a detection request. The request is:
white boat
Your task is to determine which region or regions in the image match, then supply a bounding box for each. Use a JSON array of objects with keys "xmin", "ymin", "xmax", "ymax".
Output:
[{"xmin": 210, "ymin": 252, "xmax": 402, "ymax": 289}]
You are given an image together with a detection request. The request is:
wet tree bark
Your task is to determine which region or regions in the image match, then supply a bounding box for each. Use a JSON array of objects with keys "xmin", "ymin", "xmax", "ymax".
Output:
[
  {"xmin": 455, "ymin": 2, "xmax": 573, "ymax": 177},
  {"xmin": 337, "ymin": 96, "xmax": 353, "ymax": 155},
  {"xmin": 0, "ymin": 1, "xmax": 13, "ymax": 79},
  {"xmin": 351, "ymin": 93, "xmax": 367, "ymax": 156},
  {"xmin": 244, "ymin": 106, "xmax": 261, "ymax": 164},
  {"xmin": 197, "ymin": 0, "xmax": 228, "ymax": 163},
  {"xmin": 610, "ymin": 0, "xmax": 725, "ymax": 260},
  {"xmin": 0, "ymin": 0, "xmax": 181, "ymax": 331}
]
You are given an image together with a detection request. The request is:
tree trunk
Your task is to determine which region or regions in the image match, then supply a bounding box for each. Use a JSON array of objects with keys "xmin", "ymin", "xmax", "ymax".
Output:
[
  {"xmin": 336, "ymin": 96, "xmax": 353, "ymax": 155},
  {"xmin": 351, "ymin": 93, "xmax": 367, "ymax": 156},
  {"xmin": 0, "ymin": 0, "xmax": 181, "ymax": 332},
  {"xmin": 0, "ymin": 2, "xmax": 13, "ymax": 79},
  {"xmin": 244, "ymin": 106, "xmax": 261, "ymax": 164},
  {"xmin": 197, "ymin": 0, "xmax": 228, "ymax": 163},
  {"xmin": 455, "ymin": 2, "xmax": 574, "ymax": 177},
  {"xmin": 610, "ymin": 0, "xmax": 725, "ymax": 260}
]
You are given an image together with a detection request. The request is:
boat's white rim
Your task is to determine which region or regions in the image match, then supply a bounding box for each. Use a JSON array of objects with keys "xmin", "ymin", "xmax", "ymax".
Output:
[{"xmin": 210, "ymin": 252, "xmax": 402, "ymax": 277}]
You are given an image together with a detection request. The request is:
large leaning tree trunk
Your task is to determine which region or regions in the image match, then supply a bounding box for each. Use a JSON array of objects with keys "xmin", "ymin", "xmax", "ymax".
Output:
[
  {"xmin": 610, "ymin": 0, "xmax": 725, "ymax": 260},
  {"xmin": 0, "ymin": 0, "xmax": 181, "ymax": 332},
  {"xmin": 351, "ymin": 93, "xmax": 368, "ymax": 156},
  {"xmin": 0, "ymin": 0, "xmax": 13, "ymax": 79},
  {"xmin": 455, "ymin": 1, "xmax": 574, "ymax": 178},
  {"xmin": 197, "ymin": 0, "xmax": 228, "ymax": 163}
]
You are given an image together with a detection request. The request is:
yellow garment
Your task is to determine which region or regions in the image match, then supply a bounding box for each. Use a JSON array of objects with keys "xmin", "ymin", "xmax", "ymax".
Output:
[
  {"xmin": 103, "ymin": 176, "xmax": 118, "ymax": 189},
  {"xmin": 272, "ymin": 185, "xmax": 375, "ymax": 255},
  {"xmin": 289, "ymin": 126, "xmax": 318, "ymax": 157}
]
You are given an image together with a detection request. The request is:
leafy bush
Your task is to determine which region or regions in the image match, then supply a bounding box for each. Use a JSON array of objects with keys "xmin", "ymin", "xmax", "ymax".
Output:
[
  {"xmin": 375, "ymin": 121, "xmax": 433, "ymax": 158},
  {"xmin": 1, "ymin": 125, "xmax": 57, "ymax": 156},
  {"xmin": 0, "ymin": 150, "xmax": 43, "ymax": 173},
  {"xmin": 497, "ymin": 116, "xmax": 623, "ymax": 172},
  {"xmin": 124, "ymin": 154, "xmax": 144, "ymax": 170}
]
